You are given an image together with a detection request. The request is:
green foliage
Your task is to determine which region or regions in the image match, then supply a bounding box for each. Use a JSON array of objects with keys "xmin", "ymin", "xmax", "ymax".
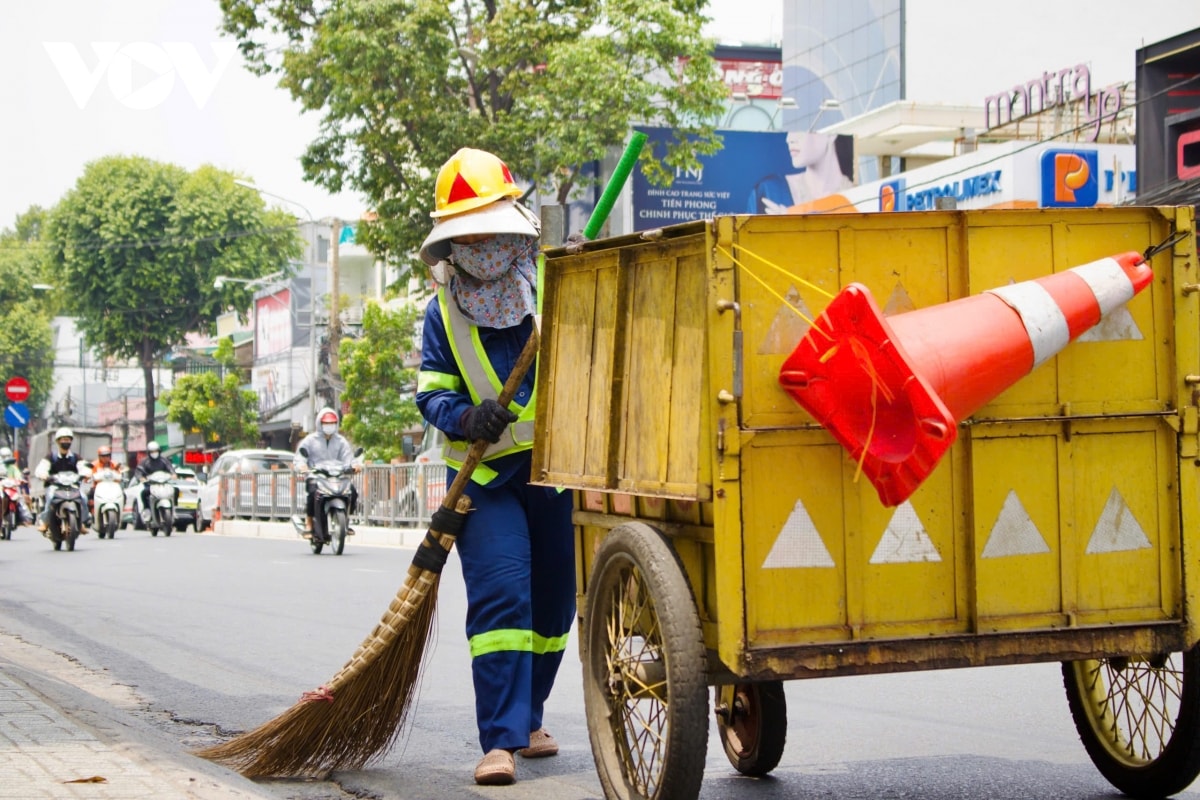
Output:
[
  {"xmin": 161, "ymin": 371, "xmax": 260, "ymax": 448},
  {"xmin": 43, "ymin": 155, "xmax": 302, "ymax": 441},
  {"xmin": 218, "ymin": 0, "xmax": 727, "ymax": 269},
  {"xmin": 339, "ymin": 301, "xmax": 424, "ymax": 461},
  {"xmin": 213, "ymin": 337, "xmax": 238, "ymax": 370},
  {"xmin": 0, "ymin": 207, "xmax": 58, "ymax": 416}
]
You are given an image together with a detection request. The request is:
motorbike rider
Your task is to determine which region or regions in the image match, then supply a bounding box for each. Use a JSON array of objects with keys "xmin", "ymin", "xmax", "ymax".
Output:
[
  {"xmin": 135, "ymin": 441, "xmax": 176, "ymax": 521},
  {"xmin": 1, "ymin": 446, "xmax": 33, "ymax": 525},
  {"xmin": 34, "ymin": 428, "xmax": 90, "ymax": 532},
  {"xmin": 86, "ymin": 445, "xmax": 122, "ymax": 515},
  {"xmin": 294, "ymin": 407, "xmax": 360, "ymax": 536}
]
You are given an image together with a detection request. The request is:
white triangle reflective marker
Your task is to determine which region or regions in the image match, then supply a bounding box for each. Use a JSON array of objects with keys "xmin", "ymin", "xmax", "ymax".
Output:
[
  {"xmin": 1077, "ymin": 306, "xmax": 1143, "ymax": 343},
  {"xmin": 759, "ymin": 284, "xmax": 815, "ymax": 355},
  {"xmin": 981, "ymin": 490, "xmax": 1050, "ymax": 558},
  {"xmin": 1085, "ymin": 487, "xmax": 1152, "ymax": 554},
  {"xmin": 763, "ymin": 499, "xmax": 835, "ymax": 569},
  {"xmin": 869, "ymin": 501, "xmax": 941, "ymax": 564}
]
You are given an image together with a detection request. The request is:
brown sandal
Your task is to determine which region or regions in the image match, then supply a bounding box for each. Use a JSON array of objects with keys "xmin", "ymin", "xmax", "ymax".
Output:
[
  {"xmin": 474, "ymin": 749, "xmax": 515, "ymax": 785},
  {"xmin": 518, "ymin": 728, "xmax": 559, "ymax": 758}
]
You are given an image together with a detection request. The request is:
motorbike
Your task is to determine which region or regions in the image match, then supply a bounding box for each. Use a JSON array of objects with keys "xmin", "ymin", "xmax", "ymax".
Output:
[
  {"xmin": 90, "ymin": 466, "xmax": 124, "ymax": 540},
  {"xmin": 45, "ymin": 470, "xmax": 86, "ymax": 551},
  {"xmin": 0, "ymin": 476, "xmax": 23, "ymax": 540},
  {"xmin": 141, "ymin": 470, "xmax": 177, "ymax": 537},
  {"xmin": 291, "ymin": 446, "xmax": 363, "ymax": 556}
]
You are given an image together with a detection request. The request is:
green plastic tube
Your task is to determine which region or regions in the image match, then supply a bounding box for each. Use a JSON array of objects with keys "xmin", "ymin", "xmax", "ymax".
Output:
[{"xmin": 582, "ymin": 131, "xmax": 648, "ymax": 240}]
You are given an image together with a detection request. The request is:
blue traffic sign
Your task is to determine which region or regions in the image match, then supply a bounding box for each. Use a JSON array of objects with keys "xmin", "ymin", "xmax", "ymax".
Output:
[{"xmin": 4, "ymin": 402, "xmax": 29, "ymax": 428}]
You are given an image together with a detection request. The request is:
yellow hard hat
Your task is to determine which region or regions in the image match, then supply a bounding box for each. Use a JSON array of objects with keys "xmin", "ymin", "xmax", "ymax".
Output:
[{"xmin": 431, "ymin": 148, "xmax": 522, "ymax": 219}]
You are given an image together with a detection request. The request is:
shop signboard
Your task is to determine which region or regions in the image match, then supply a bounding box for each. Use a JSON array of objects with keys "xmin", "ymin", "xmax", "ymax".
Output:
[{"xmin": 802, "ymin": 141, "xmax": 1136, "ymax": 215}]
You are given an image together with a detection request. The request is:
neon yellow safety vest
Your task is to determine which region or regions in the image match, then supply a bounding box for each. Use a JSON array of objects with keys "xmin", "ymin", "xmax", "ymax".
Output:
[{"xmin": 436, "ymin": 288, "xmax": 538, "ymax": 485}]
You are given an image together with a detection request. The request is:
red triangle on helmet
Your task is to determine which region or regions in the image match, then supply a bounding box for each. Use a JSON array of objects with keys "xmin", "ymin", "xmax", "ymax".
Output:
[
  {"xmin": 500, "ymin": 163, "xmax": 514, "ymax": 184},
  {"xmin": 446, "ymin": 172, "xmax": 479, "ymax": 205}
]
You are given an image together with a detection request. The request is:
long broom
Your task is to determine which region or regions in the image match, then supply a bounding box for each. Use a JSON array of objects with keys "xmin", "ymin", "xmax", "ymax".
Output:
[{"xmin": 195, "ymin": 329, "xmax": 539, "ymax": 777}]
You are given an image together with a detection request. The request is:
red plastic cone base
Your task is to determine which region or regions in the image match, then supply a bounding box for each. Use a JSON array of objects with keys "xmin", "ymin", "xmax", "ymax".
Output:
[{"xmin": 779, "ymin": 283, "xmax": 956, "ymax": 507}]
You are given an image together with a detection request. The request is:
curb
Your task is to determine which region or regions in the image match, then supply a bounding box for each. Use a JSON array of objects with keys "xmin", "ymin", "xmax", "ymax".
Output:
[{"xmin": 209, "ymin": 519, "xmax": 428, "ymax": 549}]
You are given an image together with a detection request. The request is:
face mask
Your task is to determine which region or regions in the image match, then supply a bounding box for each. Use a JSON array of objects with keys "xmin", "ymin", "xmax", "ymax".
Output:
[
  {"xmin": 449, "ymin": 234, "xmax": 530, "ymax": 281},
  {"xmin": 59, "ymin": 442, "xmax": 71, "ymax": 452},
  {"xmin": 321, "ymin": 424, "xmax": 338, "ymax": 436}
]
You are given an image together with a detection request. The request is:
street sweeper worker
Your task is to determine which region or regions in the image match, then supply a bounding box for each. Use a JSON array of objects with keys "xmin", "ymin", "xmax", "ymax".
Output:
[
  {"xmin": 415, "ymin": 147, "xmax": 575, "ymax": 787},
  {"xmin": 294, "ymin": 406, "xmax": 359, "ymax": 534}
]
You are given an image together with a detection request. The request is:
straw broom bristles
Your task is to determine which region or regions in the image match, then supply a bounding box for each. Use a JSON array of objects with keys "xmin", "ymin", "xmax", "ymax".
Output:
[
  {"xmin": 196, "ymin": 330, "xmax": 539, "ymax": 778},
  {"xmin": 193, "ymin": 520, "xmax": 460, "ymax": 776}
]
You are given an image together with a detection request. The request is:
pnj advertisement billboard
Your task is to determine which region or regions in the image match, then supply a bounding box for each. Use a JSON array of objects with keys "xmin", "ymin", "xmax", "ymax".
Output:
[{"xmin": 631, "ymin": 126, "xmax": 855, "ymax": 230}]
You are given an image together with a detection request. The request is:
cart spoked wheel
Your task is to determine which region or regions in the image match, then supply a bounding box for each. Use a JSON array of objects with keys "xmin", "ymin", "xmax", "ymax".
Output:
[
  {"xmin": 715, "ymin": 681, "xmax": 787, "ymax": 777},
  {"xmin": 1062, "ymin": 645, "xmax": 1200, "ymax": 798},
  {"xmin": 583, "ymin": 522, "xmax": 708, "ymax": 800}
]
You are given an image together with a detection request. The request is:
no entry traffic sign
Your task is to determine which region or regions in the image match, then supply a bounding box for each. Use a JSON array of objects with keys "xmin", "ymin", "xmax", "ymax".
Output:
[{"xmin": 5, "ymin": 377, "xmax": 29, "ymax": 403}]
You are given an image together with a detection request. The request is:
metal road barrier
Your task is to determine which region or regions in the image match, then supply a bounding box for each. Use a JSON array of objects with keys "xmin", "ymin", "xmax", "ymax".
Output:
[{"xmin": 216, "ymin": 463, "xmax": 448, "ymax": 528}]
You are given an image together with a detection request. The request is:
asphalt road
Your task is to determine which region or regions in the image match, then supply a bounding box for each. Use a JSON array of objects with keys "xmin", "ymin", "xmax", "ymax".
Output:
[{"xmin": 1, "ymin": 526, "xmax": 1197, "ymax": 800}]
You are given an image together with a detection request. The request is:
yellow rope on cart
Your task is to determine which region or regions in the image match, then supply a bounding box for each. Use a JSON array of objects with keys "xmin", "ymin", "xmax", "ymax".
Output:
[
  {"xmin": 716, "ymin": 243, "xmax": 834, "ymax": 332},
  {"xmin": 718, "ymin": 242, "xmax": 889, "ymax": 484}
]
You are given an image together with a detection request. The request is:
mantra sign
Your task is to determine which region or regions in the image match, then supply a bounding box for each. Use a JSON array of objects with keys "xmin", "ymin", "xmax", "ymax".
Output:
[{"xmin": 983, "ymin": 63, "xmax": 1124, "ymax": 143}]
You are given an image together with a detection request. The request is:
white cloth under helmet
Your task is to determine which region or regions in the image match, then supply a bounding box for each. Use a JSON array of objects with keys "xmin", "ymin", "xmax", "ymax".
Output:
[{"xmin": 419, "ymin": 198, "xmax": 540, "ymax": 268}]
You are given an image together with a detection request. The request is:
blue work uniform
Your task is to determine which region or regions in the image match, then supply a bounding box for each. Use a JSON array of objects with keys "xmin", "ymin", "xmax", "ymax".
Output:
[{"xmin": 416, "ymin": 292, "xmax": 575, "ymax": 755}]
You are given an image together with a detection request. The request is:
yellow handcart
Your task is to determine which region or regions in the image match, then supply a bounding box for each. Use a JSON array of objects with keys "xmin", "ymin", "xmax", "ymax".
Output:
[{"xmin": 534, "ymin": 206, "xmax": 1200, "ymax": 800}]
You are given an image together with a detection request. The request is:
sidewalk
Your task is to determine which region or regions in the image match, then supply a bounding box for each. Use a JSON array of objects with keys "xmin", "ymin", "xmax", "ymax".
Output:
[
  {"xmin": 0, "ymin": 522, "xmax": 425, "ymax": 799},
  {"xmin": 0, "ymin": 638, "xmax": 276, "ymax": 800}
]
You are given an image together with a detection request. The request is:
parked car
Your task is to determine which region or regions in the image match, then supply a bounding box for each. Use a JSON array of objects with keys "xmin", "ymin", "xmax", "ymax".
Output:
[
  {"xmin": 124, "ymin": 466, "xmax": 203, "ymax": 532},
  {"xmin": 196, "ymin": 449, "xmax": 295, "ymax": 528}
]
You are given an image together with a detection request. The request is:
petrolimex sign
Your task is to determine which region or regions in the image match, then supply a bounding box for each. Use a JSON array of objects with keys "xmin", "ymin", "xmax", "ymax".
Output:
[
  {"xmin": 1038, "ymin": 148, "xmax": 1136, "ymax": 207},
  {"xmin": 878, "ymin": 170, "xmax": 1003, "ymax": 212}
]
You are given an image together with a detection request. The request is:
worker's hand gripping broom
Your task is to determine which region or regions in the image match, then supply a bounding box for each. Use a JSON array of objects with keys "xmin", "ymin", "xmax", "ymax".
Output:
[{"xmin": 194, "ymin": 332, "xmax": 540, "ymax": 777}]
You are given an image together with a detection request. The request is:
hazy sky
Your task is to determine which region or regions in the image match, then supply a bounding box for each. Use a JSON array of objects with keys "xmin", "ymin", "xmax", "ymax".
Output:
[{"xmin": 3, "ymin": 1, "xmax": 1198, "ymax": 230}]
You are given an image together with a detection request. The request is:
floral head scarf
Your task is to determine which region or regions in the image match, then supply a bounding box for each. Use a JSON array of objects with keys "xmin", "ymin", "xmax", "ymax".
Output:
[{"xmin": 447, "ymin": 233, "xmax": 537, "ymax": 329}]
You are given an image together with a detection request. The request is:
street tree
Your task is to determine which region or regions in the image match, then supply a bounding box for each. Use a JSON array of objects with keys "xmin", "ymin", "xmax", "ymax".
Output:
[
  {"xmin": 0, "ymin": 206, "xmax": 57, "ymax": 420},
  {"xmin": 44, "ymin": 156, "xmax": 301, "ymax": 444},
  {"xmin": 339, "ymin": 301, "xmax": 424, "ymax": 462},
  {"xmin": 161, "ymin": 367, "xmax": 261, "ymax": 451},
  {"xmin": 218, "ymin": 0, "xmax": 727, "ymax": 266}
]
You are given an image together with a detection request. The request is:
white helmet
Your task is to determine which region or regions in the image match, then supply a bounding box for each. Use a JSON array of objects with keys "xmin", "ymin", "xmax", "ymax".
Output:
[
  {"xmin": 55, "ymin": 427, "xmax": 74, "ymax": 441},
  {"xmin": 147, "ymin": 441, "xmax": 161, "ymax": 454},
  {"xmin": 0, "ymin": 447, "xmax": 11, "ymax": 459}
]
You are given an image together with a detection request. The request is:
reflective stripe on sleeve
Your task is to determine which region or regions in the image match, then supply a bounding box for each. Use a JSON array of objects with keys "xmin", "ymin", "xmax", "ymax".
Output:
[{"xmin": 417, "ymin": 370, "xmax": 464, "ymax": 393}]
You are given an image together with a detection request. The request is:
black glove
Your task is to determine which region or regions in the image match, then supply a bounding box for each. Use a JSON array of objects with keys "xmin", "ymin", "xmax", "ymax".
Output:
[{"xmin": 462, "ymin": 399, "xmax": 518, "ymax": 443}]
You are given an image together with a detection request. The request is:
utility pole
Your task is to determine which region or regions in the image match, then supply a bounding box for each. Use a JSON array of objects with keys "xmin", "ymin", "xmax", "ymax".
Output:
[{"xmin": 329, "ymin": 218, "xmax": 342, "ymax": 385}]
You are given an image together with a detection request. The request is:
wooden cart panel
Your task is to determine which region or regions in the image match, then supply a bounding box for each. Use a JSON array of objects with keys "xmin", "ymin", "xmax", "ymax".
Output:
[{"xmin": 537, "ymin": 208, "xmax": 1198, "ymax": 680}]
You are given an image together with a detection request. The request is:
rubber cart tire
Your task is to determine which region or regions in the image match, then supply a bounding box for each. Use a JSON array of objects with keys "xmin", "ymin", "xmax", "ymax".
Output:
[
  {"xmin": 716, "ymin": 681, "xmax": 787, "ymax": 777},
  {"xmin": 583, "ymin": 521, "xmax": 708, "ymax": 800},
  {"xmin": 1063, "ymin": 646, "xmax": 1200, "ymax": 798}
]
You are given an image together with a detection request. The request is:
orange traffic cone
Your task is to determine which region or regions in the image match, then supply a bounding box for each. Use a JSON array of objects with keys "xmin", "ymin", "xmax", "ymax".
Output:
[{"xmin": 779, "ymin": 252, "xmax": 1152, "ymax": 507}]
